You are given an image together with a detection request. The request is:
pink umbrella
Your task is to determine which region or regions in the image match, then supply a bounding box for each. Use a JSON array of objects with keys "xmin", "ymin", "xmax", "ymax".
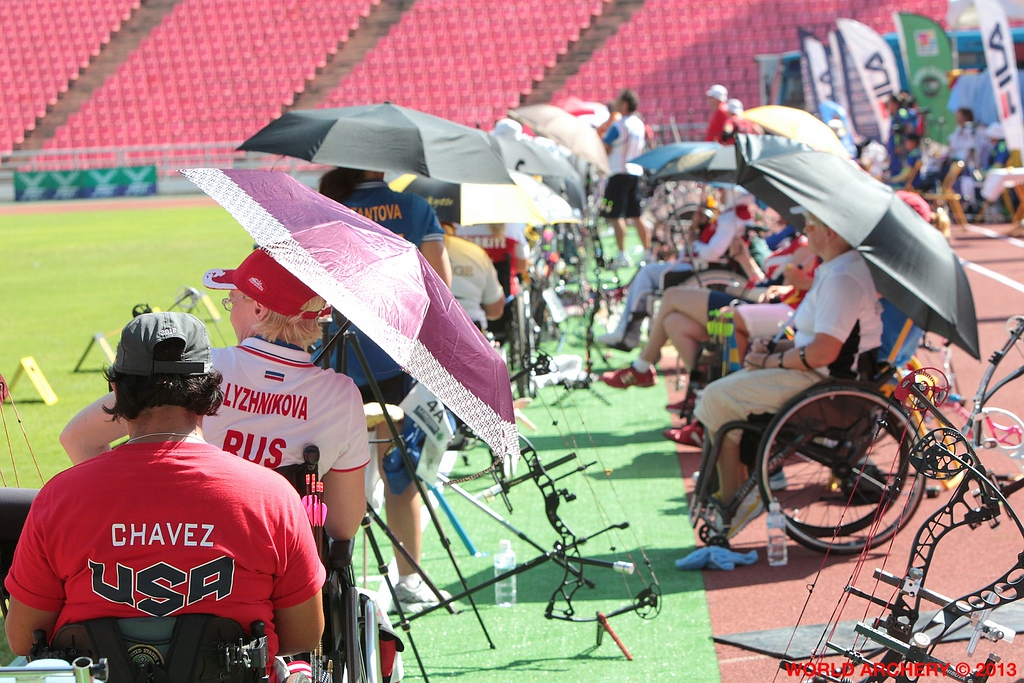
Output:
[{"xmin": 180, "ymin": 168, "xmax": 520, "ymax": 468}]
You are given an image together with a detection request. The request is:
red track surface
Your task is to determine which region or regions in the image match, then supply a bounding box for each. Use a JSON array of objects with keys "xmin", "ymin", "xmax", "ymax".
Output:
[{"xmin": 669, "ymin": 222, "xmax": 1024, "ymax": 683}]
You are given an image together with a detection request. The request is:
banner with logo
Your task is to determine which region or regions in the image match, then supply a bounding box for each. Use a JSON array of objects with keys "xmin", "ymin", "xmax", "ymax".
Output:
[
  {"xmin": 976, "ymin": 0, "xmax": 1024, "ymax": 163},
  {"xmin": 893, "ymin": 12, "xmax": 955, "ymax": 143},
  {"xmin": 835, "ymin": 18, "xmax": 901, "ymax": 144},
  {"xmin": 826, "ymin": 31, "xmax": 854, "ymax": 136},
  {"xmin": 14, "ymin": 166, "xmax": 157, "ymax": 202},
  {"xmin": 799, "ymin": 29, "xmax": 834, "ymax": 114}
]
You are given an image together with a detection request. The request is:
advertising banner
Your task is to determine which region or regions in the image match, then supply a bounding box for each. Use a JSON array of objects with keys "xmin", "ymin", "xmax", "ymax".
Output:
[
  {"xmin": 799, "ymin": 29, "xmax": 834, "ymax": 114},
  {"xmin": 975, "ymin": 0, "xmax": 1024, "ymax": 163},
  {"xmin": 14, "ymin": 166, "xmax": 157, "ymax": 201},
  {"xmin": 836, "ymin": 18, "xmax": 901, "ymax": 144},
  {"xmin": 893, "ymin": 12, "xmax": 955, "ymax": 142}
]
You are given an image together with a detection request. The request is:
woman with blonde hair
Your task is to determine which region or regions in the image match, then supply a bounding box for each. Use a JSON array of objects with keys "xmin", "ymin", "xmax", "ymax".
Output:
[{"xmin": 60, "ymin": 249, "xmax": 371, "ymax": 543}]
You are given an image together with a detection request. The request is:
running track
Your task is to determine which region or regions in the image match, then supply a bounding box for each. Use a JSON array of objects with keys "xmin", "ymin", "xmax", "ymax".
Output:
[{"xmin": 671, "ymin": 221, "xmax": 1024, "ymax": 683}]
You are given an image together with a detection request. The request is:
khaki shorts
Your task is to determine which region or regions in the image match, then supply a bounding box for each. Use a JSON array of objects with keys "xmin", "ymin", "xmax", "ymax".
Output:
[{"xmin": 693, "ymin": 367, "xmax": 823, "ymax": 438}]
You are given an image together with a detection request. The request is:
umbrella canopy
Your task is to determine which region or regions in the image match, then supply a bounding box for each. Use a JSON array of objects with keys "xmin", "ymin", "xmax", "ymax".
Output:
[
  {"xmin": 508, "ymin": 104, "xmax": 611, "ymax": 174},
  {"xmin": 733, "ymin": 138, "xmax": 979, "ymax": 358},
  {"xmin": 630, "ymin": 141, "xmax": 721, "ymax": 174},
  {"xmin": 238, "ymin": 103, "xmax": 514, "ymax": 185},
  {"xmin": 493, "ymin": 133, "xmax": 583, "ymax": 182},
  {"xmin": 389, "ymin": 174, "xmax": 548, "ymax": 226},
  {"xmin": 655, "ymin": 135, "xmax": 816, "ymax": 184},
  {"xmin": 741, "ymin": 105, "xmax": 850, "ymax": 157},
  {"xmin": 179, "ymin": 168, "xmax": 521, "ymax": 465},
  {"xmin": 510, "ymin": 171, "xmax": 581, "ymax": 224}
]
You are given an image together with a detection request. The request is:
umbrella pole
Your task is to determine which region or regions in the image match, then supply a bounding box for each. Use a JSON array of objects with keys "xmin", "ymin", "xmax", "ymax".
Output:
[{"xmin": 342, "ymin": 328, "xmax": 497, "ymax": 652}]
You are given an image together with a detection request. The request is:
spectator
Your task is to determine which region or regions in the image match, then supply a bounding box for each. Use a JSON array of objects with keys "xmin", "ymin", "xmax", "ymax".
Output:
[
  {"xmin": 984, "ymin": 122, "xmax": 1010, "ymax": 170},
  {"xmin": 720, "ymin": 99, "xmax": 764, "ymax": 144},
  {"xmin": 704, "ymin": 84, "xmax": 730, "ymax": 143},
  {"xmin": 886, "ymin": 132, "xmax": 922, "ymax": 188},
  {"xmin": 601, "ymin": 88, "xmax": 652, "ymax": 269},
  {"xmin": 318, "ymin": 167, "xmax": 452, "ymax": 614},
  {"xmin": 61, "ymin": 250, "xmax": 371, "ymax": 544},
  {"xmin": 10, "ymin": 313, "xmax": 324, "ymax": 675}
]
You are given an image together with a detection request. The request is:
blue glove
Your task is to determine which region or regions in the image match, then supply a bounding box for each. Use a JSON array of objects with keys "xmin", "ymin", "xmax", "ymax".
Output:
[{"xmin": 675, "ymin": 546, "xmax": 759, "ymax": 571}]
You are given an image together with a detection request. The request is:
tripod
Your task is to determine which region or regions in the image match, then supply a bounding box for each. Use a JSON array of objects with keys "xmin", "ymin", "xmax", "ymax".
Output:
[{"xmin": 313, "ymin": 315, "xmax": 495, "ymax": 658}]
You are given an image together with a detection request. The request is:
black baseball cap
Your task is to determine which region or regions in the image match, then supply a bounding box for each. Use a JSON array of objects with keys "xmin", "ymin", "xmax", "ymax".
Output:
[{"xmin": 113, "ymin": 312, "xmax": 212, "ymax": 376}]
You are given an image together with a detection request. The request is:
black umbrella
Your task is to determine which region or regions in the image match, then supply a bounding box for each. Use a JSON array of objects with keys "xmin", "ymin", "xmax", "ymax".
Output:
[
  {"xmin": 733, "ymin": 135, "xmax": 979, "ymax": 358},
  {"xmin": 238, "ymin": 104, "xmax": 514, "ymax": 185}
]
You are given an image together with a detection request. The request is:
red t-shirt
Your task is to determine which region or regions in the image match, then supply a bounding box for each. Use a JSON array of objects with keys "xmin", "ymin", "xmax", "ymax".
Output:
[
  {"xmin": 5, "ymin": 441, "xmax": 325, "ymax": 667},
  {"xmin": 704, "ymin": 104, "xmax": 730, "ymax": 142}
]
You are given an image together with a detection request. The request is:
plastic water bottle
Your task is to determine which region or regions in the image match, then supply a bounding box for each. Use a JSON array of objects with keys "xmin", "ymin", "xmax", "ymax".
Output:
[
  {"xmin": 493, "ymin": 539, "xmax": 517, "ymax": 606},
  {"xmin": 766, "ymin": 500, "xmax": 788, "ymax": 567}
]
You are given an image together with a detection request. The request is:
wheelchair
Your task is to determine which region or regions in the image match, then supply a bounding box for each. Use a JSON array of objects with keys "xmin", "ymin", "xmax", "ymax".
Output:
[
  {"xmin": 688, "ymin": 374, "xmax": 926, "ymax": 554},
  {"xmin": 686, "ymin": 306, "xmax": 930, "ymax": 554},
  {"xmin": 488, "ymin": 258, "xmax": 538, "ymax": 399}
]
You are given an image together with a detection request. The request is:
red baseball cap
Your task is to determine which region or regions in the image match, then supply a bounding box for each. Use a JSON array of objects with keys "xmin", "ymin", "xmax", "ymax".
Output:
[{"xmin": 204, "ymin": 249, "xmax": 320, "ymax": 319}]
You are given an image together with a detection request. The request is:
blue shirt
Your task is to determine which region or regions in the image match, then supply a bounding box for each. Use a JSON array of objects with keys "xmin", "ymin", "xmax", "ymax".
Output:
[{"xmin": 328, "ymin": 181, "xmax": 443, "ymax": 387}]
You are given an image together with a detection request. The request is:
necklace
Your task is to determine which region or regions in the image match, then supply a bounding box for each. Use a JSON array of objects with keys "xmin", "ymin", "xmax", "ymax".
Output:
[{"xmin": 125, "ymin": 431, "xmax": 203, "ymax": 445}]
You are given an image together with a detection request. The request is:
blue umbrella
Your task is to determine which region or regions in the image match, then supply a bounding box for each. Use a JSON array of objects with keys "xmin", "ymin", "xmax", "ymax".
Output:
[{"xmin": 628, "ymin": 141, "xmax": 721, "ymax": 173}]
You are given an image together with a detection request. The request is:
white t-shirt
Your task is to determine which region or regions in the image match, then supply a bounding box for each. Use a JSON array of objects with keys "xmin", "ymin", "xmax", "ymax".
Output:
[
  {"xmin": 604, "ymin": 114, "xmax": 646, "ymax": 176},
  {"xmin": 205, "ymin": 338, "xmax": 371, "ymax": 474},
  {"xmin": 446, "ymin": 235, "xmax": 505, "ymax": 328},
  {"xmin": 792, "ymin": 249, "xmax": 882, "ymax": 374}
]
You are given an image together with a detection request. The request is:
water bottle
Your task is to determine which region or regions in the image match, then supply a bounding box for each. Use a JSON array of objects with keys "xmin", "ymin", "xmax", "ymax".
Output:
[
  {"xmin": 766, "ymin": 499, "xmax": 788, "ymax": 567},
  {"xmin": 493, "ymin": 539, "xmax": 517, "ymax": 606}
]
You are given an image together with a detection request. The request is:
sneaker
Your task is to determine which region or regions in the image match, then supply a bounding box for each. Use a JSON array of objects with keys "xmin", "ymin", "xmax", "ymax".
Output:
[
  {"xmin": 392, "ymin": 578, "xmax": 452, "ymax": 615},
  {"xmin": 599, "ymin": 364, "xmax": 657, "ymax": 389},
  {"xmin": 665, "ymin": 397, "xmax": 689, "ymax": 414},
  {"xmin": 663, "ymin": 422, "xmax": 704, "ymax": 447},
  {"xmin": 608, "ymin": 252, "xmax": 632, "ymax": 270},
  {"xmin": 726, "ymin": 487, "xmax": 766, "ymax": 539},
  {"xmin": 596, "ymin": 330, "xmax": 637, "ymax": 352}
]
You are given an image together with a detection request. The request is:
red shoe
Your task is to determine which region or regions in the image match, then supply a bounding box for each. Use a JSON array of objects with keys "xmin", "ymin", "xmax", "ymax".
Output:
[
  {"xmin": 599, "ymin": 365, "xmax": 657, "ymax": 389},
  {"xmin": 665, "ymin": 398, "xmax": 689, "ymax": 413},
  {"xmin": 664, "ymin": 422, "xmax": 704, "ymax": 447}
]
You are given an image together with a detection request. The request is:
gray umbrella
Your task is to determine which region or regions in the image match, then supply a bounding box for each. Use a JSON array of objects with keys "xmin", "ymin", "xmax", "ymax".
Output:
[
  {"xmin": 734, "ymin": 135, "xmax": 979, "ymax": 358},
  {"xmin": 492, "ymin": 134, "xmax": 587, "ymax": 211},
  {"xmin": 653, "ymin": 136, "xmax": 813, "ymax": 185},
  {"xmin": 238, "ymin": 104, "xmax": 514, "ymax": 185}
]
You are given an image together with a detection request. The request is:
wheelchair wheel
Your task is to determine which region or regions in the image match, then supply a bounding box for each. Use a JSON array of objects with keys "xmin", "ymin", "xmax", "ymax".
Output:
[
  {"xmin": 673, "ymin": 268, "xmax": 745, "ymax": 293},
  {"xmin": 755, "ymin": 383, "xmax": 924, "ymax": 554},
  {"xmin": 506, "ymin": 291, "xmax": 535, "ymax": 399}
]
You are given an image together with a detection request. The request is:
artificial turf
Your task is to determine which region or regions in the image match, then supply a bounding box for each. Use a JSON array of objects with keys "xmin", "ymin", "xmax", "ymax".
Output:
[{"xmin": 0, "ymin": 198, "xmax": 719, "ymax": 680}]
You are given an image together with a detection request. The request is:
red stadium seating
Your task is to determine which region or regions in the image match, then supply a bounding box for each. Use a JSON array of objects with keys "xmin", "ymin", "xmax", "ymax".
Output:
[
  {"xmin": 0, "ymin": 0, "xmax": 966, "ymax": 157},
  {"xmin": 320, "ymin": 0, "xmax": 605, "ymax": 129},
  {"xmin": 41, "ymin": 0, "xmax": 373, "ymax": 160},
  {"xmin": 550, "ymin": 0, "xmax": 944, "ymax": 140},
  {"xmin": 0, "ymin": 0, "xmax": 138, "ymax": 154}
]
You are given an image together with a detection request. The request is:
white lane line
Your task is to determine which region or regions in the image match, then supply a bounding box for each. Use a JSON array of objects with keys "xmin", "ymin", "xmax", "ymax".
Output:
[
  {"xmin": 962, "ymin": 223, "xmax": 1024, "ymax": 248},
  {"xmin": 957, "ymin": 224, "xmax": 1024, "ymax": 293},
  {"xmin": 962, "ymin": 260, "xmax": 1024, "ymax": 295}
]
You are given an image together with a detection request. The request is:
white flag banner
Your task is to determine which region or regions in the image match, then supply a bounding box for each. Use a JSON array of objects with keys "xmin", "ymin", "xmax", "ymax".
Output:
[
  {"xmin": 835, "ymin": 18, "xmax": 901, "ymax": 144},
  {"xmin": 976, "ymin": 0, "xmax": 1024, "ymax": 158},
  {"xmin": 800, "ymin": 30, "xmax": 834, "ymax": 113},
  {"xmin": 828, "ymin": 30, "xmax": 854, "ymax": 135}
]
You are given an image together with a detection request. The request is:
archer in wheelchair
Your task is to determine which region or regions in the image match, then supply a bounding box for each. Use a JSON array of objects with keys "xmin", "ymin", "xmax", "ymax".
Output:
[
  {"xmin": 4, "ymin": 312, "xmax": 325, "ymax": 682},
  {"xmin": 596, "ymin": 188, "xmax": 767, "ymax": 352},
  {"xmin": 687, "ymin": 209, "xmax": 928, "ymax": 551}
]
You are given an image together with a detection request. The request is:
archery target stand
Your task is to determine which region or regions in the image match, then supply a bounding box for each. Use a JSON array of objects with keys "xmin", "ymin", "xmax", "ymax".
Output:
[
  {"xmin": 3, "ymin": 358, "xmax": 58, "ymax": 405},
  {"xmin": 73, "ymin": 331, "xmax": 118, "ymax": 372}
]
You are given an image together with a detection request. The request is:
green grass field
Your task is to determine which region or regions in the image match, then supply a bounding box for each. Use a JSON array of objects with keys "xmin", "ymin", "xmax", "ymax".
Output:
[{"xmin": 0, "ymin": 197, "xmax": 718, "ymax": 680}]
